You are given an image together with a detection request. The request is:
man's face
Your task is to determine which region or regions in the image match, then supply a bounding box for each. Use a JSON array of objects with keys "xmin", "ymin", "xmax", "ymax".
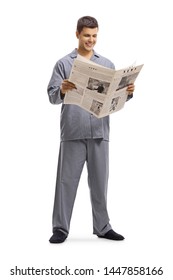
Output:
[{"xmin": 76, "ymin": 27, "xmax": 98, "ymax": 53}]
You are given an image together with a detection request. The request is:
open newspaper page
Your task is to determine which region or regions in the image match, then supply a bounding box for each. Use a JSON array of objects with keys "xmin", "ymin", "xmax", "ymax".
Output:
[{"xmin": 64, "ymin": 55, "xmax": 143, "ymax": 118}]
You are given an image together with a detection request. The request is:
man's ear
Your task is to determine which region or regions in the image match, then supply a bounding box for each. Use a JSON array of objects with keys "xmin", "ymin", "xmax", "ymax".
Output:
[{"xmin": 76, "ymin": 31, "xmax": 79, "ymax": 39}]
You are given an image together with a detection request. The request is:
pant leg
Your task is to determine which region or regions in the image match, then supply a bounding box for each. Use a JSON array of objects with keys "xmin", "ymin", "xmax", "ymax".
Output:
[
  {"xmin": 86, "ymin": 139, "xmax": 112, "ymax": 235},
  {"xmin": 52, "ymin": 140, "xmax": 86, "ymax": 234}
]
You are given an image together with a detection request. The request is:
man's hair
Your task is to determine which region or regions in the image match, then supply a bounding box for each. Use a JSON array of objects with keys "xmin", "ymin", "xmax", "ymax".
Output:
[{"xmin": 77, "ymin": 16, "xmax": 99, "ymax": 34}]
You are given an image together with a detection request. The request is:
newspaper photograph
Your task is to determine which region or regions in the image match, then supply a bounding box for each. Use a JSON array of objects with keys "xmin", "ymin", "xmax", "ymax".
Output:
[{"xmin": 64, "ymin": 55, "xmax": 143, "ymax": 118}]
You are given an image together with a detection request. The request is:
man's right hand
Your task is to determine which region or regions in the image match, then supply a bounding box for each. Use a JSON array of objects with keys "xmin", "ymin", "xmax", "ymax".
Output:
[{"xmin": 60, "ymin": 79, "xmax": 77, "ymax": 94}]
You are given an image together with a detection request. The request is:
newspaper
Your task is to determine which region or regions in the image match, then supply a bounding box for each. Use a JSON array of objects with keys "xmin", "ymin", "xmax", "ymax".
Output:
[{"xmin": 64, "ymin": 55, "xmax": 143, "ymax": 118}]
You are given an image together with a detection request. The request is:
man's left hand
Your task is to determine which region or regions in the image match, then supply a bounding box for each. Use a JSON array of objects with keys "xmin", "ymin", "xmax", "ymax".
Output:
[{"xmin": 127, "ymin": 83, "xmax": 135, "ymax": 95}]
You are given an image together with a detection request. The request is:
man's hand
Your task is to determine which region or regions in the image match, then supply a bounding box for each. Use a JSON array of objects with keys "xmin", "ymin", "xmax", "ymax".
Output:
[
  {"xmin": 127, "ymin": 83, "xmax": 135, "ymax": 95},
  {"xmin": 60, "ymin": 79, "xmax": 77, "ymax": 94}
]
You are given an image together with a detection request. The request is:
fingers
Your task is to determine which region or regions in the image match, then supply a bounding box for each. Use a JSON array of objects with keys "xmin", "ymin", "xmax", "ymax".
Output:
[
  {"xmin": 127, "ymin": 83, "xmax": 135, "ymax": 94},
  {"xmin": 61, "ymin": 79, "xmax": 77, "ymax": 94}
]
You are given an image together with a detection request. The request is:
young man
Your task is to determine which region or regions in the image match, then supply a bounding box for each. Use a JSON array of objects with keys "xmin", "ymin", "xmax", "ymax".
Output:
[{"xmin": 47, "ymin": 16, "xmax": 134, "ymax": 243}]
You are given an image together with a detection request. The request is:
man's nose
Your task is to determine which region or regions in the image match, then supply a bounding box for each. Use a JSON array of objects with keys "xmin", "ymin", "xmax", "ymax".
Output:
[{"xmin": 89, "ymin": 36, "xmax": 94, "ymax": 42}]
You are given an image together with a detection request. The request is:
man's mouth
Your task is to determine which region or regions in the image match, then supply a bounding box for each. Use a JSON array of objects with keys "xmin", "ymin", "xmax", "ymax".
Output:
[{"xmin": 85, "ymin": 43, "xmax": 93, "ymax": 48}]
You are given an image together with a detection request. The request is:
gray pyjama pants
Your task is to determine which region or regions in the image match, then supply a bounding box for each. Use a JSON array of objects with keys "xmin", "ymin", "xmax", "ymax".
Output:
[{"xmin": 52, "ymin": 139, "xmax": 112, "ymax": 236}]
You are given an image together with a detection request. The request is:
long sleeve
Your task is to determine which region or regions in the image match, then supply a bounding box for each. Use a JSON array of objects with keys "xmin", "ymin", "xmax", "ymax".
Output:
[
  {"xmin": 126, "ymin": 93, "xmax": 133, "ymax": 101},
  {"xmin": 47, "ymin": 61, "xmax": 66, "ymax": 105}
]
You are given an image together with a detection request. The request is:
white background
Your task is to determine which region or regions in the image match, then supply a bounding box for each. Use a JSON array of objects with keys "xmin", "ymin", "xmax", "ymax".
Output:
[{"xmin": 0, "ymin": 0, "xmax": 173, "ymax": 279}]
